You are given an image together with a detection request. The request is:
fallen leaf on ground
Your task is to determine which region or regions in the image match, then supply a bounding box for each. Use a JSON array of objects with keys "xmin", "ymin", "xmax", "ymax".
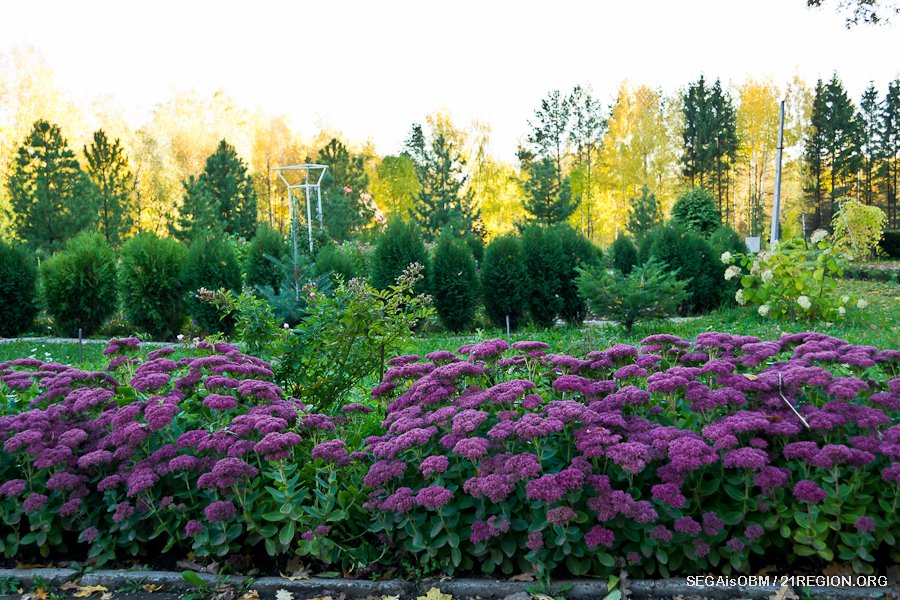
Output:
[
  {"xmin": 380, "ymin": 596, "xmax": 400, "ymax": 600},
  {"xmin": 531, "ymin": 594, "xmax": 555, "ymax": 600},
  {"xmin": 73, "ymin": 586, "xmax": 109, "ymax": 598},
  {"xmin": 769, "ymin": 585, "xmax": 798, "ymax": 600},
  {"xmin": 15, "ymin": 562, "xmax": 43, "ymax": 570},
  {"xmin": 417, "ymin": 588, "xmax": 451, "ymax": 600},
  {"xmin": 142, "ymin": 585, "xmax": 163, "ymax": 593},
  {"xmin": 60, "ymin": 582, "xmax": 80, "ymax": 591},
  {"xmin": 508, "ymin": 572, "xmax": 535, "ymax": 582},
  {"xmin": 239, "ymin": 591, "xmax": 259, "ymax": 600},
  {"xmin": 33, "ymin": 589, "xmax": 47, "ymax": 600},
  {"xmin": 275, "ymin": 590, "xmax": 294, "ymax": 600},
  {"xmin": 100, "ymin": 592, "xmax": 113, "ymax": 600},
  {"xmin": 824, "ymin": 563, "xmax": 854, "ymax": 577},
  {"xmin": 280, "ymin": 558, "xmax": 311, "ymax": 581}
]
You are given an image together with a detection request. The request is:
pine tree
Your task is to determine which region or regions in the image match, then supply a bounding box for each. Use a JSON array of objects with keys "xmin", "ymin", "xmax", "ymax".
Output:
[
  {"xmin": 681, "ymin": 76, "xmax": 738, "ymax": 220},
  {"xmin": 405, "ymin": 123, "xmax": 478, "ymax": 240},
  {"xmin": 521, "ymin": 156, "xmax": 579, "ymax": 224},
  {"xmin": 527, "ymin": 90, "xmax": 571, "ymax": 188},
  {"xmin": 317, "ymin": 138, "xmax": 373, "ymax": 240},
  {"xmin": 6, "ymin": 120, "xmax": 97, "ymax": 252},
  {"xmin": 882, "ymin": 79, "xmax": 900, "ymax": 227},
  {"xmin": 84, "ymin": 130, "xmax": 134, "ymax": 246},
  {"xmin": 626, "ymin": 185, "xmax": 662, "ymax": 239},
  {"xmin": 805, "ymin": 79, "xmax": 829, "ymax": 229},
  {"xmin": 173, "ymin": 140, "xmax": 257, "ymax": 241},
  {"xmin": 568, "ymin": 86, "xmax": 606, "ymax": 239}
]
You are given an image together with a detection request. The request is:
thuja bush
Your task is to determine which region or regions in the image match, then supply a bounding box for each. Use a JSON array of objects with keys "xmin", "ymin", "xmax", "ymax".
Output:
[
  {"xmin": 315, "ymin": 243, "xmax": 360, "ymax": 283},
  {"xmin": 554, "ymin": 224, "xmax": 600, "ymax": 326},
  {"xmin": 609, "ymin": 235, "xmax": 638, "ymax": 275},
  {"xmin": 0, "ymin": 241, "xmax": 38, "ymax": 338},
  {"xmin": 119, "ymin": 233, "xmax": 187, "ymax": 340},
  {"xmin": 371, "ymin": 219, "xmax": 429, "ymax": 294},
  {"xmin": 723, "ymin": 231, "xmax": 858, "ymax": 321},
  {"xmin": 182, "ymin": 236, "xmax": 242, "ymax": 334},
  {"xmin": 644, "ymin": 224, "xmax": 720, "ymax": 314},
  {"xmin": 431, "ymin": 235, "xmax": 479, "ymax": 333},
  {"xmin": 0, "ymin": 337, "xmax": 378, "ymax": 568},
  {"xmin": 481, "ymin": 234, "xmax": 528, "ymax": 330},
  {"xmin": 520, "ymin": 225, "xmax": 564, "ymax": 328},
  {"xmin": 41, "ymin": 232, "xmax": 118, "ymax": 337},
  {"xmin": 245, "ymin": 224, "xmax": 286, "ymax": 295},
  {"xmin": 364, "ymin": 333, "xmax": 899, "ymax": 579},
  {"xmin": 670, "ymin": 187, "xmax": 722, "ymax": 236},
  {"xmin": 708, "ymin": 226, "xmax": 747, "ymax": 305}
]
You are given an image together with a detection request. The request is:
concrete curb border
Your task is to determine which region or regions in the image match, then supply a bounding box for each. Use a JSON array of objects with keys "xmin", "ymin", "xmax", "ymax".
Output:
[{"xmin": 0, "ymin": 569, "xmax": 896, "ymax": 600}]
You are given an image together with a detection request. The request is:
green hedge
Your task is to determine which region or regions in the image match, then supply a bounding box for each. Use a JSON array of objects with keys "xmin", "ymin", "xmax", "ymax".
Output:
[
  {"xmin": 0, "ymin": 242, "xmax": 38, "ymax": 338},
  {"xmin": 119, "ymin": 233, "xmax": 187, "ymax": 339}
]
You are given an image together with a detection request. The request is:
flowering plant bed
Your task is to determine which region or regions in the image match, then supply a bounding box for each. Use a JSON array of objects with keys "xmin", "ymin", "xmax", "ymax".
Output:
[{"xmin": 0, "ymin": 333, "xmax": 897, "ymax": 582}]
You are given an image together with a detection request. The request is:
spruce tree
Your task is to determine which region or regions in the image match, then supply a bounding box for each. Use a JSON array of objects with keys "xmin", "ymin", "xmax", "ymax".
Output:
[
  {"xmin": 882, "ymin": 78, "xmax": 900, "ymax": 227},
  {"xmin": 84, "ymin": 129, "xmax": 134, "ymax": 246},
  {"xmin": 857, "ymin": 83, "xmax": 882, "ymax": 206},
  {"xmin": 317, "ymin": 138, "xmax": 373, "ymax": 240},
  {"xmin": 405, "ymin": 124, "xmax": 478, "ymax": 240},
  {"xmin": 174, "ymin": 140, "xmax": 257, "ymax": 241},
  {"xmin": 627, "ymin": 185, "xmax": 662, "ymax": 239},
  {"xmin": 482, "ymin": 233, "xmax": 528, "ymax": 330},
  {"xmin": 6, "ymin": 120, "xmax": 97, "ymax": 252},
  {"xmin": 431, "ymin": 234, "xmax": 478, "ymax": 332},
  {"xmin": 521, "ymin": 156, "xmax": 579, "ymax": 224}
]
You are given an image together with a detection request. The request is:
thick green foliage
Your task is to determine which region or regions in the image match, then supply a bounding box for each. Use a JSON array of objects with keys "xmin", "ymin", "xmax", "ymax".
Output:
[
  {"xmin": 609, "ymin": 235, "xmax": 638, "ymax": 275},
  {"xmin": 245, "ymin": 224, "xmax": 286, "ymax": 294},
  {"xmin": 645, "ymin": 224, "xmax": 720, "ymax": 314},
  {"xmin": 481, "ymin": 233, "xmax": 529, "ymax": 330},
  {"xmin": 831, "ymin": 198, "xmax": 888, "ymax": 260},
  {"xmin": 41, "ymin": 232, "xmax": 118, "ymax": 336},
  {"xmin": 671, "ymin": 187, "xmax": 722, "ymax": 236},
  {"xmin": 576, "ymin": 258, "xmax": 688, "ymax": 333},
  {"xmin": 708, "ymin": 226, "xmax": 747, "ymax": 305},
  {"xmin": 315, "ymin": 243, "xmax": 360, "ymax": 283},
  {"xmin": 553, "ymin": 223, "xmax": 601, "ymax": 325},
  {"xmin": 0, "ymin": 242, "xmax": 38, "ymax": 337},
  {"xmin": 463, "ymin": 232, "xmax": 484, "ymax": 265},
  {"xmin": 520, "ymin": 225, "xmax": 564, "ymax": 328},
  {"xmin": 880, "ymin": 230, "xmax": 900, "ymax": 258},
  {"xmin": 431, "ymin": 235, "xmax": 479, "ymax": 332},
  {"xmin": 182, "ymin": 236, "xmax": 242, "ymax": 334},
  {"xmin": 627, "ymin": 185, "xmax": 662, "ymax": 240},
  {"xmin": 119, "ymin": 233, "xmax": 187, "ymax": 339},
  {"xmin": 371, "ymin": 219, "xmax": 429, "ymax": 293}
]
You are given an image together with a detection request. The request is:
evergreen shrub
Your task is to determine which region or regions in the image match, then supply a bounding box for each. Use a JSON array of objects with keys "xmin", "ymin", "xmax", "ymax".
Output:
[
  {"xmin": 315, "ymin": 243, "xmax": 360, "ymax": 283},
  {"xmin": 41, "ymin": 232, "xmax": 118, "ymax": 336},
  {"xmin": 645, "ymin": 224, "xmax": 720, "ymax": 314},
  {"xmin": 553, "ymin": 223, "xmax": 601, "ymax": 326},
  {"xmin": 119, "ymin": 233, "xmax": 187, "ymax": 339},
  {"xmin": 371, "ymin": 219, "xmax": 429, "ymax": 293},
  {"xmin": 671, "ymin": 187, "xmax": 721, "ymax": 236},
  {"xmin": 520, "ymin": 225, "xmax": 564, "ymax": 327},
  {"xmin": 182, "ymin": 235, "xmax": 241, "ymax": 334},
  {"xmin": 708, "ymin": 225, "xmax": 748, "ymax": 305},
  {"xmin": 0, "ymin": 241, "xmax": 39, "ymax": 337},
  {"xmin": 481, "ymin": 233, "xmax": 528, "ymax": 330},
  {"xmin": 430, "ymin": 235, "xmax": 479, "ymax": 332},
  {"xmin": 245, "ymin": 224, "xmax": 286, "ymax": 294},
  {"xmin": 609, "ymin": 235, "xmax": 638, "ymax": 275}
]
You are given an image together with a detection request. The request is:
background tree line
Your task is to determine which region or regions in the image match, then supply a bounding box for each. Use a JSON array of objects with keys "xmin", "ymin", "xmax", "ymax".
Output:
[{"xmin": 2, "ymin": 46, "xmax": 899, "ymax": 253}]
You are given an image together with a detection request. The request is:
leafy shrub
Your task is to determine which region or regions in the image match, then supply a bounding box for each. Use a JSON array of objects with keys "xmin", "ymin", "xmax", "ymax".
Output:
[
  {"xmin": 0, "ymin": 242, "xmax": 38, "ymax": 337},
  {"xmin": 831, "ymin": 198, "xmax": 888, "ymax": 260},
  {"xmin": 645, "ymin": 224, "xmax": 720, "ymax": 314},
  {"xmin": 724, "ymin": 231, "xmax": 858, "ymax": 321},
  {"xmin": 315, "ymin": 243, "xmax": 360, "ymax": 283},
  {"xmin": 366, "ymin": 333, "xmax": 899, "ymax": 579},
  {"xmin": 553, "ymin": 223, "xmax": 601, "ymax": 326},
  {"xmin": 671, "ymin": 187, "xmax": 721, "ymax": 236},
  {"xmin": 430, "ymin": 236, "xmax": 479, "ymax": 332},
  {"xmin": 371, "ymin": 219, "xmax": 429, "ymax": 294},
  {"xmin": 708, "ymin": 226, "xmax": 748, "ymax": 305},
  {"xmin": 41, "ymin": 232, "xmax": 118, "ymax": 336},
  {"xmin": 0, "ymin": 338, "xmax": 378, "ymax": 569},
  {"xmin": 609, "ymin": 235, "xmax": 638, "ymax": 275},
  {"xmin": 481, "ymin": 234, "xmax": 528, "ymax": 330},
  {"xmin": 576, "ymin": 258, "xmax": 688, "ymax": 332},
  {"xmin": 520, "ymin": 225, "xmax": 564, "ymax": 328},
  {"xmin": 879, "ymin": 230, "xmax": 900, "ymax": 259},
  {"xmin": 182, "ymin": 236, "xmax": 241, "ymax": 334},
  {"xmin": 245, "ymin": 224, "xmax": 286, "ymax": 294},
  {"xmin": 118, "ymin": 233, "xmax": 187, "ymax": 340},
  {"xmin": 219, "ymin": 263, "xmax": 433, "ymax": 412}
]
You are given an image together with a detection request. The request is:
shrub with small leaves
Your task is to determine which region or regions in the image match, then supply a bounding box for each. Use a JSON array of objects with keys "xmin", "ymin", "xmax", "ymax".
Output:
[
  {"xmin": 671, "ymin": 187, "xmax": 721, "ymax": 236},
  {"xmin": 431, "ymin": 235, "xmax": 479, "ymax": 332},
  {"xmin": 119, "ymin": 233, "xmax": 187, "ymax": 340},
  {"xmin": 481, "ymin": 233, "xmax": 528, "ymax": 330},
  {"xmin": 315, "ymin": 243, "xmax": 360, "ymax": 283},
  {"xmin": 645, "ymin": 224, "xmax": 720, "ymax": 314},
  {"xmin": 520, "ymin": 224, "xmax": 564, "ymax": 328},
  {"xmin": 182, "ymin": 235, "xmax": 242, "ymax": 334},
  {"xmin": 609, "ymin": 235, "xmax": 638, "ymax": 275},
  {"xmin": 245, "ymin": 224, "xmax": 286, "ymax": 294},
  {"xmin": 831, "ymin": 198, "xmax": 888, "ymax": 261},
  {"xmin": 0, "ymin": 241, "xmax": 38, "ymax": 337},
  {"xmin": 724, "ymin": 231, "xmax": 858, "ymax": 321},
  {"xmin": 371, "ymin": 219, "xmax": 429, "ymax": 294},
  {"xmin": 41, "ymin": 232, "xmax": 118, "ymax": 336}
]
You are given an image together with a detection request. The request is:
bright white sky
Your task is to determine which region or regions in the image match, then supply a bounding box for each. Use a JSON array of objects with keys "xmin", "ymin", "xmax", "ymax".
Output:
[{"xmin": 2, "ymin": 0, "xmax": 899, "ymax": 161}]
